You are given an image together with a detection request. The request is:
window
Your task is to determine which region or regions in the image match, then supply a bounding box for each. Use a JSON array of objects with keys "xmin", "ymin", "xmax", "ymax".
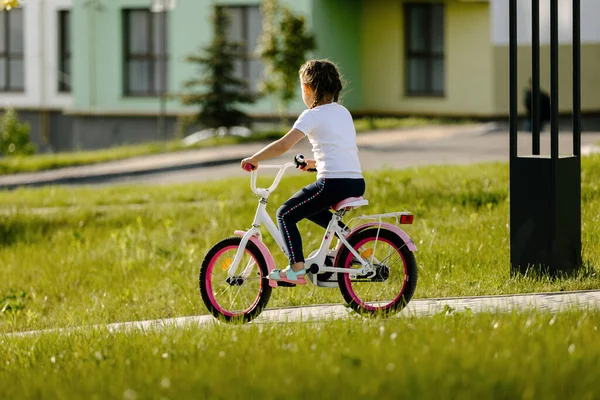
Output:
[
  {"xmin": 123, "ymin": 9, "xmax": 168, "ymax": 96},
  {"xmin": 220, "ymin": 5, "xmax": 263, "ymax": 93},
  {"xmin": 0, "ymin": 8, "xmax": 25, "ymax": 92},
  {"xmin": 405, "ymin": 4, "xmax": 444, "ymax": 96},
  {"xmin": 58, "ymin": 10, "xmax": 71, "ymax": 92}
]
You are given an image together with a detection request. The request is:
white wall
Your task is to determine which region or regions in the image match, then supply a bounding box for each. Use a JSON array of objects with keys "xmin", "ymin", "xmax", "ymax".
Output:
[
  {"xmin": 0, "ymin": 0, "xmax": 72, "ymax": 109},
  {"xmin": 491, "ymin": 0, "xmax": 600, "ymax": 45},
  {"xmin": 42, "ymin": 0, "xmax": 72, "ymax": 109}
]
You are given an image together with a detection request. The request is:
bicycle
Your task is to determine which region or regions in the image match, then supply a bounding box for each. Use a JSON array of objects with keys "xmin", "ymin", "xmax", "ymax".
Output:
[{"xmin": 199, "ymin": 155, "xmax": 418, "ymax": 323}]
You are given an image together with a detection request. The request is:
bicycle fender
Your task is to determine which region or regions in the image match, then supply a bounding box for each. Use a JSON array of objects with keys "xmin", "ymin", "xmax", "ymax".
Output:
[
  {"xmin": 348, "ymin": 223, "xmax": 418, "ymax": 252},
  {"xmin": 234, "ymin": 230, "xmax": 279, "ymax": 288}
]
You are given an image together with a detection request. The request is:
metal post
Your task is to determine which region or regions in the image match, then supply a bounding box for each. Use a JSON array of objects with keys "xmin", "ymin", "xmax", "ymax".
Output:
[
  {"xmin": 550, "ymin": 0, "xmax": 559, "ymax": 160},
  {"xmin": 531, "ymin": 0, "xmax": 540, "ymax": 154},
  {"xmin": 509, "ymin": 0, "xmax": 517, "ymax": 161},
  {"xmin": 510, "ymin": 0, "xmax": 581, "ymax": 276},
  {"xmin": 549, "ymin": 0, "xmax": 559, "ymax": 263},
  {"xmin": 573, "ymin": 0, "xmax": 581, "ymax": 157}
]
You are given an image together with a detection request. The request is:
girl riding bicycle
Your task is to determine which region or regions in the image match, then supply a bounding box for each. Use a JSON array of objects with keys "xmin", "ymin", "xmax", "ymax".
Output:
[{"xmin": 241, "ymin": 59, "xmax": 365, "ymax": 285}]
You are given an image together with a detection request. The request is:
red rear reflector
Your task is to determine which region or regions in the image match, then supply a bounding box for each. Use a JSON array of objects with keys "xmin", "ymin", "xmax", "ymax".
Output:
[{"xmin": 400, "ymin": 214, "xmax": 414, "ymax": 224}]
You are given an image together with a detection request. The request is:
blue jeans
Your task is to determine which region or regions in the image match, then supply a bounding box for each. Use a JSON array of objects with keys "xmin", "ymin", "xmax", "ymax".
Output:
[{"xmin": 276, "ymin": 178, "xmax": 366, "ymax": 264}]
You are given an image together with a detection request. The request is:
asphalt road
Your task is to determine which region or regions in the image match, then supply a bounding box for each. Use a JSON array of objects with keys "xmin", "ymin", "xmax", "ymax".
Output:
[{"xmin": 97, "ymin": 131, "xmax": 600, "ymax": 186}]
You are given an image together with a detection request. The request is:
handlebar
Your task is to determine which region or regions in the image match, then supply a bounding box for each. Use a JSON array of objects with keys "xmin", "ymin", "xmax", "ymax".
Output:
[{"xmin": 246, "ymin": 154, "xmax": 312, "ymax": 198}]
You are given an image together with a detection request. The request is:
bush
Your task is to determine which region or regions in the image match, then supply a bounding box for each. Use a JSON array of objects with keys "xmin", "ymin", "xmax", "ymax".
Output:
[{"xmin": 0, "ymin": 108, "xmax": 35, "ymax": 156}]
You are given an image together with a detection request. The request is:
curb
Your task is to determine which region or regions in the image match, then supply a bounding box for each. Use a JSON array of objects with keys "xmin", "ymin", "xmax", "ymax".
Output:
[
  {"xmin": 7, "ymin": 289, "xmax": 600, "ymax": 337},
  {"xmin": 0, "ymin": 124, "xmax": 504, "ymax": 190},
  {"xmin": 0, "ymin": 156, "xmax": 243, "ymax": 190}
]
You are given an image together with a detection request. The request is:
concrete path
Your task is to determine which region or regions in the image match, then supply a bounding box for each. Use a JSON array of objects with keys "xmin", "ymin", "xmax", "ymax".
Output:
[
  {"xmin": 1, "ymin": 123, "xmax": 600, "ymax": 188},
  {"xmin": 0, "ymin": 124, "xmax": 492, "ymax": 188},
  {"xmin": 8, "ymin": 290, "xmax": 600, "ymax": 338},
  {"xmin": 94, "ymin": 128, "xmax": 600, "ymax": 187},
  {"xmin": 8, "ymin": 123, "xmax": 599, "ymax": 188}
]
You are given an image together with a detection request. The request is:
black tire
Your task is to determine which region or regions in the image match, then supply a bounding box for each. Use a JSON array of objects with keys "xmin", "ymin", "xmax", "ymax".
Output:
[
  {"xmin": 336, "ymin": 228, "xmax": 418, "ymax": 317},
  {"xmin": 199, "ymin": 237, "xmax": 272, "ymax": 323}
]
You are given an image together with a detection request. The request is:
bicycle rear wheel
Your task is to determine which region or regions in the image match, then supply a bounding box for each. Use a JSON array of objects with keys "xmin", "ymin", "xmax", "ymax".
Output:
[
  {"xmin": 199, "ymin": 237, "xmax": 272, "ymax": 323},
  {"xmin": 336, "ymin": 228, "xmax": 417, "ymax": 316}
]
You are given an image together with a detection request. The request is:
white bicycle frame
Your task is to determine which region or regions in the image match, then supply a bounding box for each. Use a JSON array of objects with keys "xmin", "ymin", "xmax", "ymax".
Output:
[{"xmin": 227, "ymin": 163, "xmax": 375, "ymax": 281}]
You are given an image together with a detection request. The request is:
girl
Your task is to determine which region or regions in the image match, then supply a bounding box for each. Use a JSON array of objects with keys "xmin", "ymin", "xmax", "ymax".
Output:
[{"xmin": 241, "ymin": 59, "xmax": 365, "ymax": 284}]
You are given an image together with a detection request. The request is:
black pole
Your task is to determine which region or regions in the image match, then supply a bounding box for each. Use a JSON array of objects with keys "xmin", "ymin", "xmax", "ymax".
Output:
[
  {"xmin": 573, "ymin": 0, "xmax": 581, "ymax": 157},
  {"xmin": 549, "ymin": 0, "xmax": 559, "ymax": 260},
  {"xmin": 509, "ymin": 0, "xmax": 518, "ymax": 161},
  {"xmin": 550, "ymin": 0, "xmax": 559, "ymax": 160},
  {"xmin": 532, "ymin": 0, "xmax": 540, "ymax": 155},
  {"xmin": 510, "ymin": 0, "xmax": 581, "ymax": 277},
  {"xmin": 572, "ymin": 0, "xmax": 582, "ymax": 272}
]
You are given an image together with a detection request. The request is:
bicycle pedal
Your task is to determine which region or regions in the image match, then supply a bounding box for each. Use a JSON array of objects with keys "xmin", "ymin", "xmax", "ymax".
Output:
[{"xmin": 275, "ymin": 281, "xmax": 297, "ymax": 287}]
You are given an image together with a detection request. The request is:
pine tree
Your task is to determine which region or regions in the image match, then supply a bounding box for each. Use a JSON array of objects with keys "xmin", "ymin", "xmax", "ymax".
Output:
[{"xmin": 179, "ymin": 7, "xmax": 255, "ymax": 133}]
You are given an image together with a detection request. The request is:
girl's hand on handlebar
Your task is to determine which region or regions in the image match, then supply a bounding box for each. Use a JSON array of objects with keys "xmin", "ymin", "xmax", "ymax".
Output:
[
  {"xmin": 299, "ymin": 158, "xmax": 317, "ymax": 172},
  {"xmin": 241, "ymin": 157, "xmax": 258, "ymax": 172}
]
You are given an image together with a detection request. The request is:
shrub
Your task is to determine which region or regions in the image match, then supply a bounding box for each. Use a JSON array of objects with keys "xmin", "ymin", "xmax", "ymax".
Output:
[{"xmin": 0, "ymin": 108, "xmax": 36, "ymax": 156}]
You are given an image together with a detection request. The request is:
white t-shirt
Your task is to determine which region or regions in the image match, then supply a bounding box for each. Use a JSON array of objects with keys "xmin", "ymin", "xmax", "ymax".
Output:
[{"xmin": 292, "ymin": 102, "xmax": 363, "ymax": 180}]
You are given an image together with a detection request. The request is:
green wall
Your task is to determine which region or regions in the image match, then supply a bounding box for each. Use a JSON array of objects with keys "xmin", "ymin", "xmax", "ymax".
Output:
[
  {"xmin": 71, "ymin": 0, "xmax": 313, "ymax": 117},
  {"xmin": 311, "ymin": 0, "xmax": 363, "ymax": 110}
]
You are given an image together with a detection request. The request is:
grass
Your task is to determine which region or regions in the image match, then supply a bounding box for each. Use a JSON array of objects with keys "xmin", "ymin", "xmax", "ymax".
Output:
[
  {"xmin": 353, "ymin": 116, "xmax": 472, "ymax": 132},
  {"xmin": 1, "ymin": 157, "xmax": 599, "ymax": 399},
  {"xmin": 2, "ymin": 309, "xmax": 599, "ymax": 399},
  {"xmin": 0, "ymin": 155, "xmax": 599, "ymax": 334},
  {"xmin": 0, "ymin": 117, "xmax": 472, "ymax": 175}
]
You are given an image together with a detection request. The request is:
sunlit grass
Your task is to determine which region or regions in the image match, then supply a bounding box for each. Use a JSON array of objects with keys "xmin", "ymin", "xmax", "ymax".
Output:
[
  {"xmin": 2, "ymin": 309, "xmax": 599, "ymax": 399},
  {"xmin": 1, "ymin": 156, "xmax": 599, "ymax": 333},
  {"xmin": 353, "ymin": 116, "xmax": 472, "ymax": 132}
]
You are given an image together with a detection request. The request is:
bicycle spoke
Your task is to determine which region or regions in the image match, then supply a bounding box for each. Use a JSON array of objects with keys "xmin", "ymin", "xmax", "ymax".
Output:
[
  {"xmin": 383, "ymin": 255, "xmax": 405, "ymax": 270},
  {"xmin": 229, "ymin": 286, "xmax": 243, "ymax": 312},
  {"xmin": 218, "ymin": 285, "xmax": 231, "ymax": 297},
  {"xmin": 378, "ymin": 248, "xmax": 399, "ymax": 267}
]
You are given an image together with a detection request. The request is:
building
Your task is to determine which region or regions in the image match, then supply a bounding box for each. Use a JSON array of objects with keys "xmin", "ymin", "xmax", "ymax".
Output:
[
  {"xmin": 0, "ymin": 0, "xmax": 72, "ymax": 149},
  {"xmin": 1, "ymin": 0, "xmax": 599, "ymax": 151}
]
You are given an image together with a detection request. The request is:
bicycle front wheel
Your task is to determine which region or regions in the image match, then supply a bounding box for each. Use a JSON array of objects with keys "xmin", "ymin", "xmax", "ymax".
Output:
[
  {"xmin": 336, "ymin": 228, "xmax": 418, "ymax": 317},
  {"xmin": 199, "ymin": 237, "xmax": 272, "ymax": 323}
]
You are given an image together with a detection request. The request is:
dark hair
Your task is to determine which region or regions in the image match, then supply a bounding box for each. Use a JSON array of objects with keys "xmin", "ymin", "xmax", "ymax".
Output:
[{"xmin": 299, "ymin": 59, "xmax": 343, "ymax": 109}]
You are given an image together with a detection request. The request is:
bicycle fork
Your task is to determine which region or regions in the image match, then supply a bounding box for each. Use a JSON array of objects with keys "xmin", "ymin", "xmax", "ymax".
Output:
[{"xmin": 227, "ymin": 228, "xmax": 261, "ymax": 278}]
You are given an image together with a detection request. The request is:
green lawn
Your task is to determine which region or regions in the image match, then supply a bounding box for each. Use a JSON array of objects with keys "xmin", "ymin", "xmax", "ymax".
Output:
[
  {"xmin": 1, "ymin": 156, "xmax": 599, "ymax": 334},
  {"xmin": 2, "ymin": 309, "xmax": 599, "ymax": 399},
  {"xmin": 0, "ymin": 117, "xmax": 470, "ymax": 175},
  {"xmin": 1, "ymin": 157, "xmax": 599, "ymax": 399}
]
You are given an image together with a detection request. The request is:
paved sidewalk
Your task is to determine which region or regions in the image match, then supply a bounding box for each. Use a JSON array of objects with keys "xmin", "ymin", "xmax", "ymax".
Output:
[
  {"xmin": 0, "ymin": 124, "xmax": 493, "ymax": 189},
  {"xmin": 9, "ymin": 289, "xmax": 600, "ymax": 337}
]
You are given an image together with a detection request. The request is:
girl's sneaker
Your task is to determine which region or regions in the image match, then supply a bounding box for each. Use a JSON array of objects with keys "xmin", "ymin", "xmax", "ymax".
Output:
[{"xmin": 268, "ymin": 266, "xmax": 307, "ymax": 285}]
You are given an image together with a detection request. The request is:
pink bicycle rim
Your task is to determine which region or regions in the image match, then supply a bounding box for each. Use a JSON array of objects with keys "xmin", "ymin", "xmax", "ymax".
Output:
[
  {"xmin": 343, "ymin": 237, "xmax": 408, "ymax": 311},
  {"xmin": 206, "ymin": 245, "xmax": 263, "ymax": 317}
]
